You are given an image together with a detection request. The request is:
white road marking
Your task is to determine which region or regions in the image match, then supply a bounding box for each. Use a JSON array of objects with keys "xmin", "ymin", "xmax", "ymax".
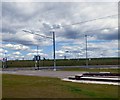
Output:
[{"xmin": 62, "ymin": 78, "xmax": 120, "ymax": 85}]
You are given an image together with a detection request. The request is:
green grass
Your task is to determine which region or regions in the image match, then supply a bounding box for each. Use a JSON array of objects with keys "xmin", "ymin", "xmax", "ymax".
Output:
[
  {"xmin": 60, "ymin": 68, "xmax": 120, "ymax": 73},
  {"xmin": 2, "ymin": 74, "xmax": 119, "ymax": 98},
  {"xmin": 5, "ymin": 57, "xmax": 119, "ymax": 67}
]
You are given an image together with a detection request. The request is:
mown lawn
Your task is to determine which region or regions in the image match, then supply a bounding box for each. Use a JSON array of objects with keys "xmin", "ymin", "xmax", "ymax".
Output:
[
  {"xmin": 60, "ymin": 68, "xmax": 120, "ymax": 73},
  {"xmin": 6, "ymin": 57, "xmax": 119, "ymax": 67},
  {"xmin": 2, "ymin": 74, "xmax": 119, "ymax": 99}
]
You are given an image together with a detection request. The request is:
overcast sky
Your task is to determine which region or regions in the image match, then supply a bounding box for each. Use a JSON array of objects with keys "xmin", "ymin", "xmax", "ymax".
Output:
[{"xmin": 1, "ymin": 1, "xmax": 119, "ymax": 60}]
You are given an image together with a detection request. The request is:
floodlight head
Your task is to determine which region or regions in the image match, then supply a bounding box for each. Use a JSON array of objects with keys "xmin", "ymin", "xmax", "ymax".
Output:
[
  {"xmin": 22, "ymin": 29, "xmax": 34, "ymax": 34},
  {"xmin": 22, "ymin": 30, "xmax": 27, "ymax": 32},
  {"xmin": 49, "ymin": 29, "xmax": 55, "ymax": 33},
  {"xmin": 65, "ymin": 51, "xmax": 69, "ymax": 53}
]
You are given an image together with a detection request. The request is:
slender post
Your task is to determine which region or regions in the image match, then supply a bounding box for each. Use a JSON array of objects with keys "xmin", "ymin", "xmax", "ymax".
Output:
[
  {"xmin": 37, "ymin": 45, "xmax": 38, "ymax": 55},
  {"xmin": 53, "ymin": 31, "xmax": 56, "ymax": 71},
  {"xmin": 5, "ymin": 52, "xmax": 7, "ymax": 68},
  {"xmin": 85, "ymin": 35, "xmax": 88, "ymax": 67},
  {"xmin": 37, "ymin": 45, "xmax": 39, "ymax": 69}
]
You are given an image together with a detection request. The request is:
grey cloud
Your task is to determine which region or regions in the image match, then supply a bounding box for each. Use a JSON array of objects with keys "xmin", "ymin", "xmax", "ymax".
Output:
[
  {"xmin": 98, "ymin": 33, "xmax": 118, "ymax": 40},
  {"xmin": 57, "ymin": 26, "xmax": 82, "ymax": 40},
  {"xmin": 42, "ymin": 23, "xmax": 52, "ymax": 31},
  {"xmin": 2, "ymin": 27, "xmax": 17, "ymax": 34},
  {"xmin": 96, "ymin": 30, "xmax": 118, "ymax": 40},
  {"xmin": 1, "ymin": 2, "xmax": 118, "ymax": 59},
  {"xmin": 2, "ymin": 2, "xmax": 40, "ymax": 22},
  {"xmin": 2, "ymin": 2, "xmax": 118, "ymax": 46}
]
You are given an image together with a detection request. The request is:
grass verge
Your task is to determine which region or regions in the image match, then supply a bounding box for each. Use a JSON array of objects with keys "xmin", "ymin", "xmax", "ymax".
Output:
[
  {"xmin": 2, "ymin": 74, "xmax": 119, "ymax": 98},
  {"xmin": 60, "ymin": 68, "xmax": 120, "ymax": 73}
]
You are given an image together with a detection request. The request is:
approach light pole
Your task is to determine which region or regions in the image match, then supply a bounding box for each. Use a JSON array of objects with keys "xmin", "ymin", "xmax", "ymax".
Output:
[
  {"xmin": 85, "ymin": 35, "xmax": 88, "ymax": 67},
  {"xmin": 3, "ymin": 52, "xmax": 7, "ymax": 68},
  {"xmin": 65, "ymin": 51, "xmax": 69, "ymax": 60},
  {"xmin": 23, "ymin": 29, "xmax": 56, "ymax": 71},
  {"xmin": 52, "ymin": 31, "xmax": 56, "ymax": 71},
  {"xmin": 37, "ymin": 45, "xmax": 38, "ymax": 55},
  {"xmin": 36, "ymin": 45, "xmax": 39, "ymax": 70}
]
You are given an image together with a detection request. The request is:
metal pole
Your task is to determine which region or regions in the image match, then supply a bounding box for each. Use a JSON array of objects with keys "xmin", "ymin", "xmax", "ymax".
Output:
[
  {"xmin": 37, "ymin": 45, "xmax": 38, "ymax": 55},
  {"xmin": 37, "ymin": 45, "xmax": 39, "ymax": 70},
  {"xmin": 85, "ymin": 35, "xmax": 88, "ymax": 67},
  {"xmin": 53, "ymin": 31, "xmax": 56, "ymax": 71},
  {"xmin": 5, "ymin": 52, "xmax": 7, "ymax": 68}
]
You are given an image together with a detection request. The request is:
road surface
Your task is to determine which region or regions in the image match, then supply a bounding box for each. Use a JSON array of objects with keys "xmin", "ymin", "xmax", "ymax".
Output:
[
  {"xmin": 2, "ymin": 65, "xmax": 119, "ymax": 71},
  {"xmin": 2, "ymin": 70, "xmax": 84, "ymax": 78}
]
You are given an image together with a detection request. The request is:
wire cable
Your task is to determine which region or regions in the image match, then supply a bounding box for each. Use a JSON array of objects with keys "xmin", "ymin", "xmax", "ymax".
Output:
[{"xmin": 61, "ymin": 14, "xmax": 118, "ymax": 28}]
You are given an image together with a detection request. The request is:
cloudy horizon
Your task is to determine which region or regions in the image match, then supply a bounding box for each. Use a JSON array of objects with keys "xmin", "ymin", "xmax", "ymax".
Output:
[{"xmin": 1, "ymin": 2, "xmax": 119, "ymax": 60}]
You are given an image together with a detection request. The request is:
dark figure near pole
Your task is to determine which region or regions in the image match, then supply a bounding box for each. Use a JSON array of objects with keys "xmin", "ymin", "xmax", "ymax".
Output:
[
  {"xmin": 2, "ymin": 57, "xmax": 7, "ymax": 68},
  {"xmin": 34, "ymin": 55, "xmax": 41, "ymax": 70}
]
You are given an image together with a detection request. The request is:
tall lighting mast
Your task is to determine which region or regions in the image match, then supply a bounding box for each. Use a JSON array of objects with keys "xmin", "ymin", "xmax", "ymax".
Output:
[
  {"xmin": 85, "ymin": 35, "xmax": 88, "ymax": 67},
  {"xmin": 51, "ymin": 31, "xmax": 56, "ymax": 71}
]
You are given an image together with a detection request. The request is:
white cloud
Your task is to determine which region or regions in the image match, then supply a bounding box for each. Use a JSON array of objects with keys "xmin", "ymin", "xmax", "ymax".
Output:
[
  {"xmin": 2, "ymin": 2, "xmax": 118, "ymax": 59},
  {"xmin": 0, "ymin": 48, "xmax": 8, "ymax": 53},
  {"xmin": 27, "ymin": 53, "xmax": 36, "ymax": 56},
  {"xmin": 26, "ymin": 52, "xmax": 48, "ymax": 58},
  {"xmin": 4, "ymin": 43, "xmax": 30, "ymax": 51},
  {"xmin": 2, "ymin": 0, "xmax": 120, "ymax": 2},
  {"xmin": 55, "ymin": 39, "xmax": 118, "ymax": 59},
  {"xmin": 30, "ymin": 49, "xmax": 42, "ymax": 53},
  {"xmin": 13, "ymin": 51, "xmax": 21, "ymax": 55},
  {"xmin": 101, "ymin": 29, "xmax": 110, "ymax": 34}
]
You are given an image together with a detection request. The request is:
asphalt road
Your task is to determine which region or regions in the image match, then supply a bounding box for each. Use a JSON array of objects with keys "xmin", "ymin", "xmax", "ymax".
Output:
[
  {"xmin": 2, "ymin": 70, "xmax": 84, "ymax": 78},
  {"xmin": 2, "ymin": 65, "xmax": 118, "ymax": 79},
  {"xmin": 2, "ymin": 65, "xmax": 119, "ymax": 71}
]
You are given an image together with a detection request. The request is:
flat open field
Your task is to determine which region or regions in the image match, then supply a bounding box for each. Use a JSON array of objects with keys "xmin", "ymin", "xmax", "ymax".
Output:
[
  {"xmin": 60, "ymin": 68, "xmax": 120, "ymax": 73},
  {"xmin": 2, "ymin": 67, "xmax": 120, "ymax": 73},
  {"xmin": 4, "ymin": 57, "xmax": 119, "ymax": 68},
  {"xmin": 2, "ymin": 74, "xmax": 119, "ymax": 99}
]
